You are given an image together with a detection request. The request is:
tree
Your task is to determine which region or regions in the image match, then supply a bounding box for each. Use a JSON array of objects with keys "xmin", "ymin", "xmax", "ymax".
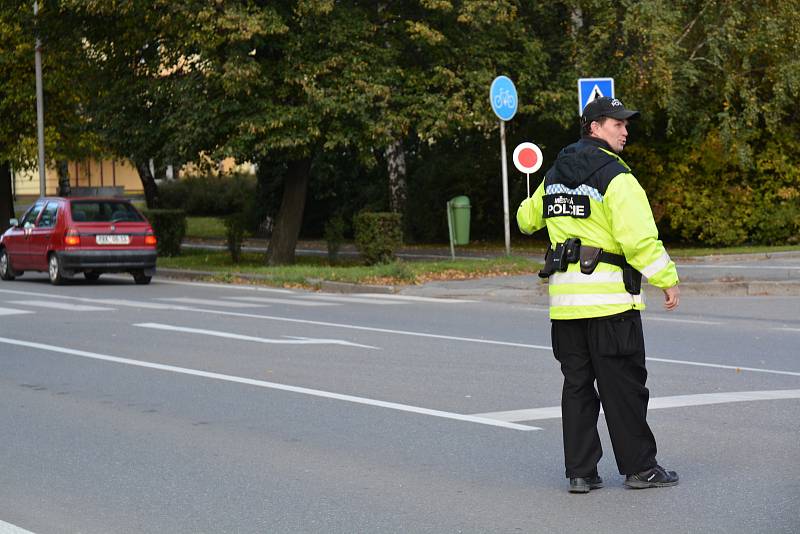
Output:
[
  {"xmin": 0, "ymin": 3, "xmax": 31, "ymax": 226},
  {"xmin": 0, "ymin": 1, "xmax": 95, "ymax": 225},
  {"xmin": 213, "ymin": 2, "xmax": 395, "ymax": 264},
  {"xmin": 58, "ymin": 1, "xmax": 249, "ymax": 208}
]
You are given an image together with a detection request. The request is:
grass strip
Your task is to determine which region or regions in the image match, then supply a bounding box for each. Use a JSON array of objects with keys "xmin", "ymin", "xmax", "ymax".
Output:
[{"xmin": 157, "ymin": 249, "xmax": 539, "ymax": 288}]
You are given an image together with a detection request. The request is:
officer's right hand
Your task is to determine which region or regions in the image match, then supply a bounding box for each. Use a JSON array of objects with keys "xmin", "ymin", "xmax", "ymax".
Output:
[{"xmin": 663, "ymin": 285, "xmax": 680, "ymax": 311}]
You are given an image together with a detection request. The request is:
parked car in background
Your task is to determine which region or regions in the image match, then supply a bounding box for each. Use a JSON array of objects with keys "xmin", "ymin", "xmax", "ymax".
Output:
[{"xmin": 0, "ymin": 197, "xmax": 157, "ymax": 285}]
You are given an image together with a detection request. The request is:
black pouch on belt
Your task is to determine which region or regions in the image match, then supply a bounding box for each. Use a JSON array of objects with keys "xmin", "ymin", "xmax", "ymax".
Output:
[
  {"xmin": 538, "ymin": 248, "xmax": 555, "ymax": 278},
  {"xmin": 622, "ymin": 264, "xmax": 643, "ymax": 295},
  {"xmin": 579, "ymin": 246, "xmax": 603, "ymax": 274},
  {"xmin": 563, "ymin": 238, "xmax": 581, "ymax": 265}
]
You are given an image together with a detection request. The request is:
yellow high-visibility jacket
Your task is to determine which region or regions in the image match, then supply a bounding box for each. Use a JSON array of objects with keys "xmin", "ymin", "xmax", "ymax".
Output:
[{"xmin": 517, "ymin": 136, "xmax": 678, "ymax": 320}]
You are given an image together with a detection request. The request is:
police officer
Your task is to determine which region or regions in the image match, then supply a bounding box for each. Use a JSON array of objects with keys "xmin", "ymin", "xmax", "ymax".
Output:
[{"xmin": 517, "ymin": 96, "xmax": 680, "ymax": 493}]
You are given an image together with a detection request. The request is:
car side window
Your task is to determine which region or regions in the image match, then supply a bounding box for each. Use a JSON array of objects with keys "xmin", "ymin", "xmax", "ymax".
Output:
[
  {"xmin": 38, "ymin": 202, "xmax": 59, "ymax": 228},
  {"xmin": 21, "ymin": 202, "xmax": 44, "ymax": 228}
]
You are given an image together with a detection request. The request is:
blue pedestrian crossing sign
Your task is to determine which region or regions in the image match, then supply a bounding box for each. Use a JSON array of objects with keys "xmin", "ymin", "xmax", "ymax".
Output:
[{"xmin": 578, "ymin": 78, "xmax": 614, "ymax": 116}]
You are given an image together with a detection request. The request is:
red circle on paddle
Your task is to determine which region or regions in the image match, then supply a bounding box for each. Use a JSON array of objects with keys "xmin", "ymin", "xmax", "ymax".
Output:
[{"xmin": 512, "ymin": 142, "xmax": 543, "ymax": 174}]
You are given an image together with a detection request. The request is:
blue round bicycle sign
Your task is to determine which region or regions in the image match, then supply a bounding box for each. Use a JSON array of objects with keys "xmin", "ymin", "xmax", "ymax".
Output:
[{"xmin": 490, "ymin": 75, "xmax": 518, "ymax": 121}]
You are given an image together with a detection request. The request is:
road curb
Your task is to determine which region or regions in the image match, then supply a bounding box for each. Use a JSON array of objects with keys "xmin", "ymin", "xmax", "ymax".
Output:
[
  {"xmin": 155, "ymin": 268, "xmax": 800, "ymax": 299},
  {"xmin": 309, "ymin": 278, "xmax": 397, "ymax": 294},
  {"xmin": 156, "ymin": 268, "xmax": 398, "ymax": 294}
]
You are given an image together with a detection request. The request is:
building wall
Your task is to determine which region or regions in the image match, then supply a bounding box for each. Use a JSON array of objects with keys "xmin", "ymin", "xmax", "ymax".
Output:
[
  {"xmin": 13, "ymin": 157, "xmax": 255, "ymax": 197},
  {"xmin": 13, "ymin": 159, "xmax": 143, "ymax": 196}
]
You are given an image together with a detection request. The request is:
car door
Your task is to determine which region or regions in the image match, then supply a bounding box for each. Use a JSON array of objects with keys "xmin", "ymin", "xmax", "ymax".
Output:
[
  {"xmin": 7, "ymin": 201, "xmax": 44, "ymax": 270},
  {"xmin": 27, "ymin": 200, "xmax": 61, "ymax": 271}
]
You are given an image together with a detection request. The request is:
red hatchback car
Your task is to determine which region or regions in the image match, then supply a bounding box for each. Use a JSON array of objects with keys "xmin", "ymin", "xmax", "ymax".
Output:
[{"xmin": 0, "ymin": 197, "xmax": 157, "ymax": 285}]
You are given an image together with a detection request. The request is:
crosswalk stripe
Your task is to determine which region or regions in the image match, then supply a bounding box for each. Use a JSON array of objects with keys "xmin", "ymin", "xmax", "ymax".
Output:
[
  {"xmin": 93, "ymin": 299, "xmax": 182, "ymax": 310},
  {"xmin": 352, "ymin": 293, "xmax": 476, "ymax": 304},
  {"xmin": 0, "ymin": 518, "xmax": 36, "ymax": 533},
  {"xmin": 0, "ymin": 307, "xmax": 34, "ymax": 316},
  {"xmin": 224, "ymin": 296, "xmax": 336, "ymax": 307},
  {"xmin": 8, "ymin": 300, "xmax": 115, "ymax": 312},
  {"xmin": 157, "ymin": 298, "xmax": 266, "ymax": 308},
  {"xmin": 473, "ymin": 389, "xmax": 800, "ymax": 422},
  {"xmin": 295, "ymin": 294, "xmax": 404, "ymax": 305}
]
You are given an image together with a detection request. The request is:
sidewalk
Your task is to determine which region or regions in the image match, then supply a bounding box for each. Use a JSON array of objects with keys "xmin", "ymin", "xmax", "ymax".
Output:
[{"xmin": 168, "ymin": 239, "xmax": 800, "ymax": 301}]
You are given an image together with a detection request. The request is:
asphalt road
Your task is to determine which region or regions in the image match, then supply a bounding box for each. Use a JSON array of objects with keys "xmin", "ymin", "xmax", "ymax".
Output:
[{"xmin": 0, "ymin": 274, "xmax": 798, "ymax": 533}]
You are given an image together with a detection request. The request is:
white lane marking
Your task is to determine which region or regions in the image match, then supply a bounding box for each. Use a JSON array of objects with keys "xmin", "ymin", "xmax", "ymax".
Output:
[
  {"xmin": 0, "ymin": 307, "xmax": 34, "ymax": 316},
  {"xmin": 0, "ymin": 289, "xmax": 188, "ymax": 310},
  {"xmin": 644, "ymin": 316, "xmax": 722, "ymax": 325},
  {"xmin": 352, "ymin": 293, "xmax": 477, "ymax": 304},
  {"xmin": 176, "ymin": 307, "xmax": 800, "ymax": 377},
  {"xmin": 678, "ymin": 264, "xmax": 800, "ymax": 270},
  {"xmin": 295, "ymin": 294, "xmax": 404, "ymax": 305},
  {"xmin": 1, "ymin": 288, "xmax": 547, "ymax": 348},
  {"xmin": 647, "ymin": 357, "xmax": 800, "ymax": 377},
  {"xmin": 134, "ymin": 322, "xmax": 380, "ymax": 350},
  {"xmin": 182, "ymin": 308, "xmax": 552, "ymax": 350},
  {"xmin": 0, "ymin": 518, "xmax": 36, "ymax": 533},
  {"xmin": 473, "ymin": 389, "xmax": 800, "ymax": 422},
  {"xmin": 157, "ymin": 298, "xmax": 266, "ymax": 308},
  {"xmin": 225, "ymin": 296, "xmax": 335, "ymax": 307},
  {"xmin": 142, "ymin": 278, "xmax": 296, "ymax": 293},
  {"xmin": 0, "ymin": 336, "xmax": 539, "ymax": 432},
  {"xmin": 92, "ymin": 299, "xmax": 182, "ymax": 310},
  {"xmin": 772, "ymin": 327, "xmax": 800, "ymax": 333},
  {"xmin": 8, "ymin": 300, "xmax": 115, "ymax": 312},
  {"xmin": 0, "ymin": 287, "xmax": 796, "ymax": 376}
]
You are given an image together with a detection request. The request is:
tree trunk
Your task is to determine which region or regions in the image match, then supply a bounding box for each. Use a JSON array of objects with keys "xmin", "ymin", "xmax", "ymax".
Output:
[
  {"xmin": 266, "ymin": 157, "xmax": 312, "ymax": 265},
  {"xmin": 56, "ymin": 160, "xmax": 71, "ymax": 197},
  {"xmin": 134, "ymin": 159, "xmax": 160, "ymax": 208},
  {"xmin": 385, "ymin": 138, "xmax": 407, "ymax": 215},
  {"xmin": 0, "ymin": 161, "xmax": 15, "ymax": 231}
]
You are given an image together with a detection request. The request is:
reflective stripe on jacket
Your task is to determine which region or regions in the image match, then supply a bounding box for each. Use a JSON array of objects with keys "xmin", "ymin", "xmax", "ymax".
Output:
[{"xmin": 516, "ymin": 138, "xmax": 678, "ymax": 320}]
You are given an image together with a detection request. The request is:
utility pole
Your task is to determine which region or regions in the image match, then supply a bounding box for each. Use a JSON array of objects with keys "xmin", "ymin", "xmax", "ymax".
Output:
[{"xmin": 34, "ymin": 1, "xmax": 46, "ymax": 197}]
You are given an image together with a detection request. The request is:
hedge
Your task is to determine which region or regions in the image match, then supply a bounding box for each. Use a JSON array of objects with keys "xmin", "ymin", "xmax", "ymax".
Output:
[
  {"xmin": 353, "ymin": 211, "xmax": 403, "ymax": 265},
  {"xmin": 142, "ymin": 209, "xmax": 187, "ymax": 257}
]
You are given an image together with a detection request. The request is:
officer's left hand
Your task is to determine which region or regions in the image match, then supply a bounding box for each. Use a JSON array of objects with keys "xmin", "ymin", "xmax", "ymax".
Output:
[{"xmin": 663, "ymin": 285, "xmax": 680, "ymax": 311}]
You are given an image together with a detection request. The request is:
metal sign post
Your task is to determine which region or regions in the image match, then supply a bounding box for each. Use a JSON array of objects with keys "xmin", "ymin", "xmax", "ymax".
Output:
[
  {"xmin": 446, "ymin": 199, "xmax": 455, "ymax": 260},
  {"xmin": 499, "ymin": 121, "xmax": 510, "ymax": 255},
  {"xmin": 34, "ymin": 1, "xmax": 46, "ymax": 197},
  {"xmin": 490, "ymin": 76, "xmax": 518, "ymax": 257}
]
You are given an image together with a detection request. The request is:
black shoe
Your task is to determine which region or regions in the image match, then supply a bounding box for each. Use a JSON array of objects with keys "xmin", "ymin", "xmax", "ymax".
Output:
[
  {"xmin": 624, "ymin": 465, "xmax": 679, "ymax": 489},
  {"xmin": 569, "ymin": 475, "xmax": 603, "ymax": 493}
]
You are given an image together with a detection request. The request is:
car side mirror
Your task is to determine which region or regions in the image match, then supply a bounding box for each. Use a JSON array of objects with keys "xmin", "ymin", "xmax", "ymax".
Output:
[{"xmin": 9, "ymin": 218, "xmax": 19, "ymax": 228}]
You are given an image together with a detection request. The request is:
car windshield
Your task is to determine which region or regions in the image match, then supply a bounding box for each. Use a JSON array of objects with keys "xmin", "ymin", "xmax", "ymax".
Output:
[{"xmin": 70, "ymin": 200, "xmax": 144, "ymax": 223}]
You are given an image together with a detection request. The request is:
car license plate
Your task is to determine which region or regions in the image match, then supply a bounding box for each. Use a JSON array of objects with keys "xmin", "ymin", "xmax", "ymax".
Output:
[{"xmin": 96, "ymin": 234, "xmax": 130, "ymax": 245}]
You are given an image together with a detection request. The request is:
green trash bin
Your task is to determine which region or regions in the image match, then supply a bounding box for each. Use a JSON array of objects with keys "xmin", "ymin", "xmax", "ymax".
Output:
[{"xmin": 448, "ymin": 195, "xmax": 471, "ymax": 245}]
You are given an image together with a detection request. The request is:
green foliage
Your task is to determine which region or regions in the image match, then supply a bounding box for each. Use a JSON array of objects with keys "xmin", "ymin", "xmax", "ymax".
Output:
[
  {"xmin": 627, "ymin": 132, "xmax": 800, "ymax": 246},
  {"xmin": 156, "ymin": 248, "xmax": 539, "ymax": 287},
  {"xmin": 158, "ymin": 174, "xmax": 256, "ymax": 216},
  {"xmin": 224, "ymin": 212, "xmax": 248, "ymax": 263},
  {"xmin": 323, "ymin": 214, "xmax": 346, "ymax": 264},
  {"xmin": 2, "ymin": 1, "xmax": 798, "ymax": 248},
  {"xmin": 353, "ymin": 212, "xmax": 403, "ymax": 265},
  {"xmin": 143, "ymin": 209, "xmax": 187, "ymax": 257}
]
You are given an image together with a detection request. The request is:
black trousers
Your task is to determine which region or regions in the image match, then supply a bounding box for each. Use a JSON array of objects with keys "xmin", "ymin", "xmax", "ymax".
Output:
[{"xmin": 551, "ymin": 310, "xmax": 657, "ymax": 478}]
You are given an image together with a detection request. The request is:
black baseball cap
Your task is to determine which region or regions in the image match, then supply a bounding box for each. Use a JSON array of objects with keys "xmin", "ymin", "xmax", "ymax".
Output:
[{"xmin": 581, "ymin": 96, "xmax": 640, "ymax": 125}]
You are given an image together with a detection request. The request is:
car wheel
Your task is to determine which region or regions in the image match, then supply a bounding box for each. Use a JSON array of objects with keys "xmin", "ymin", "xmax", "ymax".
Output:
[
  {"xmin": 0, "ymin": 249, "xmax": 15, "ymax": 281},
  {"xmin": 48, "ymin": 253, "xmax": 69, "ymax": 285},
  {"xmin": 133, "ymin": 270, "xmax": 151, "ymax": 285},
  {"xmin": 84, "ymin": 271, "xmax": 101, "ymax": 282}
]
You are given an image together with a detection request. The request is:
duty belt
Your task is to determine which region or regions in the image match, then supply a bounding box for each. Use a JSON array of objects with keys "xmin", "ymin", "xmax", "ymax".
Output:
[{"xmin": 538, "ymin": 238, "xmax": 642, "ymax": 295}]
